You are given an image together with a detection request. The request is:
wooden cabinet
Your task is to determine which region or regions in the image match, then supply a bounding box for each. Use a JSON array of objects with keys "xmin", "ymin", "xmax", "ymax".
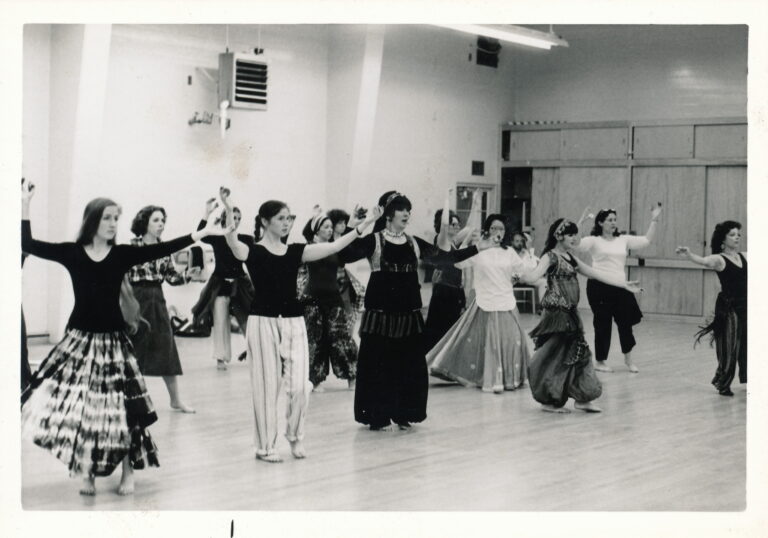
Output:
[
  {"xmin": 561, "ymin": 127, "xmax": 629, "ymax": 160},
  {"xmin": 502, "ymin": 117, "xmax": 746, "ymax": 320},
  {"xmin": 695, "ymin": 124, "xmax": 747, "ymax": 159},
  {"xmin": 506, "ymin": 130, "xmax": 560, "ymax": 161},
  {"xmin": 633, "ymin": 126, "xmax": 694, "ymax": 159}
]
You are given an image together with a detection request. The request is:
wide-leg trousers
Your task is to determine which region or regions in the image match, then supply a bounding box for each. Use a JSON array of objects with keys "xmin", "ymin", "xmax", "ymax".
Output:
[{"xmin": 245, "ymin": 315, "xmax": 311, "ymax": 456}]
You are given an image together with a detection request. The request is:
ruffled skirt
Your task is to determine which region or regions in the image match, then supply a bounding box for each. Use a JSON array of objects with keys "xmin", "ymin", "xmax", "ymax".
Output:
[
  {"xmin": 427, "ymin": 300, "xmax": 530, "ymax": 391},
  {"xmin": 21, "ymin": 329, "xmax": 159, "ymax": 477}
]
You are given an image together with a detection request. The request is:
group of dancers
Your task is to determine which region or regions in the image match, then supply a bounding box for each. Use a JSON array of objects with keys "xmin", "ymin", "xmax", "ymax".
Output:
[{"xmin": 20, "ymin": 177, "xmax": 747, "ymax": 496}]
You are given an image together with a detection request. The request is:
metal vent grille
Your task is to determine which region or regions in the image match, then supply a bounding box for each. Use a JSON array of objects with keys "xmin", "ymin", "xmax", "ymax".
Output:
[{"xmin": 219, "ymin": 52, "xmax": 268, "ymax": 111}]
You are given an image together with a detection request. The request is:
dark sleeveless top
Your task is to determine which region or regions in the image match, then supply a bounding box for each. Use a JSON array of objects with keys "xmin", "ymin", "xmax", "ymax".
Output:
[
  {"xmin": 432, "ymin": 243, "xmax": 463, "ymax": 288},
  {"xmin": 717, "ymin": 254, "xmax": 747, "ymax": 300}
]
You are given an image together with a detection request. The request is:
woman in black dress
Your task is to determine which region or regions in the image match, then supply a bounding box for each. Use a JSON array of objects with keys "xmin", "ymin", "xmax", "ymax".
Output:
[
  {"xmin": 191, "ymin": 198, "xmax": 255, "ymax": 369},
  {"xmin": 677, "ymin": 221, "xmax": 747, "ymax": 396},
  {"xmin": 20, "ymin": 179, "xmax": 229, "ymax": 495},
  {"xmin": 423, "ymin": 188, "xmax": 478, "ymax": 352},
  {"xmin": 342, "ymin": 191, "xmax": 499, "ymax": 431}
]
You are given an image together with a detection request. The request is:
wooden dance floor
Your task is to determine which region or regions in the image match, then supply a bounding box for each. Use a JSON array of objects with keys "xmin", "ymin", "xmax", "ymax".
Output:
[{"xmin": 21, "ymin": 311, "xmax": 746, "ymax": 511}]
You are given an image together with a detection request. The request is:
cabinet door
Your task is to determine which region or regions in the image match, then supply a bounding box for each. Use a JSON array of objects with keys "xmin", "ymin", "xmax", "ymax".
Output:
[
  {"xmin": 506, "ymin": 130, "xmax": 561, "ymax": 161},
  {"xmin": 633, "ymin": 126, "xmax": 694, "ymax": 159},
  {"xmin": 629, "ymin": 166, "xmax": 707, "ymax": 316},
  {"xmin": 561, "ymin": 128, "xmax": 629, "ymax": 160},
  {"xmin": 530, "ymin": 168, "xmax": 559, "ymax": 255},
  {"xmin": 694, "ymin": 124, "xmax": 747, "ymax": 159},
  {"xmin": 702, "ymin": 166, "xmax": 747, "ymax": 315}
]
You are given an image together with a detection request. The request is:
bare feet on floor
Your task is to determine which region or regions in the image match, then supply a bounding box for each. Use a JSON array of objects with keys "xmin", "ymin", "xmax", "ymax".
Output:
[
  {"xmin": 370, "ymin": 424, "xmax": 393, "ymax": 432},
  {"xmin": 312, "ymin": 383, "xmax": 325, "ymax": 393},
  {"xmin": 79, "ymin": 475, "xmax": 96, "ymax": 496},
  {"xmin": 256, "ymin": 452, "xmax": 283, "ymax": 463},
  {"xmin": 171, "ymin": 401, "xmax": 196, "ymax": 413},
  {"xmin": 216, "ymin": 359, "xmax": 227, "ymax": 370},
  {"xmin": 347, "ymin": 379, "xmax": 356, "ymax": 390},
  {"xmin": 117, "ymin": 471, "xmax": 135, "ymax": 496},
  {"xmin": 574, "ymin": 401, "xmax": 602, "ymax": 413},
  {"xmin": 624, "ymin": 358, "xmax": 639, "ymax": 373},
  {"xmin": 289, "ymin": 440, "xmax": 307, "ymax": 459},
  {"xmin": 541, "ymin": 405, "xmax": 571, "ymax": 414}
]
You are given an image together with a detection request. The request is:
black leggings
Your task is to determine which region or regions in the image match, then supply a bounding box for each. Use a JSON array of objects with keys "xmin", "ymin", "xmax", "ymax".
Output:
[{"xmin": 586, "ymin": 279, "xmax": 642, "ymax": 362}]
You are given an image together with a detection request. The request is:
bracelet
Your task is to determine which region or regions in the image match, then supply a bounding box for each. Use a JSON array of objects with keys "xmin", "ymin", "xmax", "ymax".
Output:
[{"xmin": 355, "ymin": 225, "xmax": 363, "ymax": 236}]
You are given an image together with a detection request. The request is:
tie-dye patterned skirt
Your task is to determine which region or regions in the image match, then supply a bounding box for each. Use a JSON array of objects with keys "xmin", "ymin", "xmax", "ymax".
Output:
[{"xmin": 21, "ymin": 328, "xmax": 159, "ymax": 477}]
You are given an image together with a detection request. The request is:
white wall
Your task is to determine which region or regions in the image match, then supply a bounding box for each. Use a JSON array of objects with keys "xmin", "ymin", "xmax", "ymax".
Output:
[
  {"xmin": 364, "ymin": 25, "xmax": 518, "ymax": 238},
  {"xmin": 509, "ymin": 25, "xmax": 747, "ymax": 122}
]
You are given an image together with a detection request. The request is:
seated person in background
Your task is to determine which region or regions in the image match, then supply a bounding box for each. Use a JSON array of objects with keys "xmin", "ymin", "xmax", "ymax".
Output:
[{"xmin": 512, "ymin": 231, "xmax": 546, "ymax": 303}]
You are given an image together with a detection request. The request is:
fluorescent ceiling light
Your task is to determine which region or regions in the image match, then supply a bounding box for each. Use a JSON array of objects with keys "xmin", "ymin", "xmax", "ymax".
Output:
[{"xmin": 432, "ymin": 24, "xmax": 569, "ymax": 50}]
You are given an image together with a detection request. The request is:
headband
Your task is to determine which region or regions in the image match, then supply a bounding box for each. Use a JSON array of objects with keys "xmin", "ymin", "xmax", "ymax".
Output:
[
  {"xmin": 310, "ymin": 212, "xmax": 329, "ymax": 234},
  {"xmin": 384, "ymin": 192, "xmax": 404, "ymax": 208},
  {"xmin": 555, "ymin": 219, "xmax": 573, "ymax": 237},
  {"xmin": 599, "ymin": 208, "xmax": 617, "ymax": 214}
]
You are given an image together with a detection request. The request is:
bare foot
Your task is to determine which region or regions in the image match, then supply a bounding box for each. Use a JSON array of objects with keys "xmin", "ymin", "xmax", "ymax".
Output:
[
  {"xmin": 574, "ymin": 401, "xmax": 602, "ymax": 413},
  {"xmin": 79, "ymin": 475, "xmax": 96, "ymax": 496},
  {"xmin": 171, "ymin": 402, "xmax": 196, "ymax": 413},
  {"xmin": 256, "ymin": 451, "xmax": 283, "ymax": 463},
  {"xmin": 347, "ymin": 379, "xmax": 356, "ymax": 390},
  {"xmin": 289, "ymin": 440, "xmax": 307, "ymax": 459},
  {"xmin": 370, "ymin": 424, "xmax": 393, "ymax": 432},
  {"xmin": 216, "ymin": 359, "xmax": 227, "ymax": 370},
  {"xmin": 624, "ymin": 358, "xmax": 639, "ymax": 373},
  {"xmin": 117, "ymin": 472, "xmax": 135, "ymax": 496},
  {"xmin": 396, "ymin": 422, "xmax": 412, "ymax": 431},
  {"xmin": 541, "ymin": 405, "xmax": 570, "ymax": 414},
  {"xmin": 312, "ymin": 384, "xmax": 325, "ymax": 393}
]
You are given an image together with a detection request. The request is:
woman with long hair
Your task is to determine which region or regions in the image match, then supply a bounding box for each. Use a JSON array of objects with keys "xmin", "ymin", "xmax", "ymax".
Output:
[
  {"xmin": 127, "ymin": 205, "xmax": 201, "ymax": 413},
  {"xmin": 427, "ymin": 212, "xmax": 531, "ymax": 393},
  {"xmin": 191, "ymin": 198, "xmax": 255, "ymax": 369},
  {"xmin": 300, "ymin": 212, "xmax": 359, "ymax": 392},
  {"xmin": 220, "ymin": 188, "xmax": 380, "ymax": 462},
  {"xmin": 20, "ymin": 179, "xmax": 228, "ymax": 495},
  {"xmin": 577, "ymin": 204, "xmax": 662, "ymax": 373},
  {"xmin": 340, "ymin": 191, "xmax": 499, "ymax": 431},
  {"xmin": 676, "ymin": 221, "xmax": 747, "ymax": 396},
  {"xmin": 422, "ymin": 188, "xmax": 478, "ymax": 352},
  {"xmin": 327, "ymin": 207, "xmax": 367, "ymax": 342},
  {"xmin": 521, "ymin": 218, "xmax": 642, "ymax": 413}
]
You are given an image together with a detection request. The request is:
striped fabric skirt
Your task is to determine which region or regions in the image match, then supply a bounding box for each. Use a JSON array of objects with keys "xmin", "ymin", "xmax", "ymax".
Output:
[{"xmin": 21, "ymin": 328, "xmax": 159, "ymax": 477}]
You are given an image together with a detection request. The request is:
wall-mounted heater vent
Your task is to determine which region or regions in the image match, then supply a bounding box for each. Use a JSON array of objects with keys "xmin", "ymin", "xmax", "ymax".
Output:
[{"xmin": 218, "ymin": 52, "xmax": 268, "ymax": 111}]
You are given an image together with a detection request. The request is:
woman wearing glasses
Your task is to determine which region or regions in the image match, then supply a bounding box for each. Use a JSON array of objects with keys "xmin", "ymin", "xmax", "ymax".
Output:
[
  {"xmin": 427, "ymin": 213, "xmax": 531, "ymax": 394},
  {"xmin": 577, "ymin": 204, "xmax": 662, "ymax": 373}
]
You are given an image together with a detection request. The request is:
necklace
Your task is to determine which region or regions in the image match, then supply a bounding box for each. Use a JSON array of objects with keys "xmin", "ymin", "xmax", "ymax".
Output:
[{"xmin": 383, "ymin": 229, "xmax": 405, "ymax": 239}]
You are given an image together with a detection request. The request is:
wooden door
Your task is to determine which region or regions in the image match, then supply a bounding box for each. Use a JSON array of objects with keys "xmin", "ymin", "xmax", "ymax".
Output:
[
  {"xmin": 530, "ymin": 168, "xmax": 559, "ymax": 256},
  {"xmin": 628, "ymin": 166, "xmax": 707, "ymax": 316}
]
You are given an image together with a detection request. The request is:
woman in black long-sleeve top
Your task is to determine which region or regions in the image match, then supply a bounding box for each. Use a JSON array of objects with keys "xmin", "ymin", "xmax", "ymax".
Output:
[
  {"xmin": 191, "ymin": 198, "xmax": 255, "ymax": 369},
  {"xmin": 343, "ymin": 191, "xmax": 499, "ymax": 431},
  {"xmin": 20, "ymin": 179, "xmax": 228, "ymax": 496}
]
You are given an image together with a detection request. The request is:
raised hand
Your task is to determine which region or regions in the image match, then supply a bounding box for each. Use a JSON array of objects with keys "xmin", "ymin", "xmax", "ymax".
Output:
[
  {"xmin": 22, "ymin": 177, "xmax": 35, "ymax": 202},
  {"xmin": 205, "ymin": 197, "xmax": 219, "ymax": 217},
  {"xmin": 203, "ymin": 215, "xmax": 234, "ymax": 236},
  {"xmin": 219, "ymin": 186, "xmax": 232, "ymax": 209},
  {"xmin": 366, "ymin": 205, "xmax": 383, "ymax": 223},
  {"xmin": 651, "ymin": 202, "xmax": 663, "ymax": 221},
  {"xmin": 579, "ymin": 206, "xmax": 593, "ymax": 223}
]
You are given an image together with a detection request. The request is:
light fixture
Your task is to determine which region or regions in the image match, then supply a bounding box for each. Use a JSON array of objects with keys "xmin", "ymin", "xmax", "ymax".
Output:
[{"xmin": 432, "ymin": 24, "xmax": 568, "ymax": 50}]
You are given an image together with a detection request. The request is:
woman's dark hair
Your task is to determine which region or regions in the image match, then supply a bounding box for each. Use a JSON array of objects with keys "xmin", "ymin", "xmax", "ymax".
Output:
[
  {"xmin": 327, "ymin": 209, "xmax": 350, "ymax": 228},
  {"xmin": 254, "ymin": 200, "xmax": 289, "ymax": 239},
  {"xmin": 373, "ymin": 190, "xmax": 412, "ymax": 233},
  {"xmin": 433, "ymin": 209, "xmax": 460, "ymax": 234},
  {"xmin": 130, "ymin": 205, "xmax": 166, "ymax": 237},
  {"xmin": 482, "ymin": 213, "xmax": 510, "ymax": 248},
  {"xmin": 591, "ymin": 209, "xmax": 620, "ymax": 237},
  {"xmin": 75, "ymin": 198, "xmax": 121, "ymax": 245},
  {"xmin": 710, "ymin": 220, "xmax": 742, "ymax": 254},
  {"xmin": 302, "ymin": 215, "xmax": 332, "ymax": 243},
  {"xmin": 542, "ymin": 218, "xmax": 580, "ymax": 255}
]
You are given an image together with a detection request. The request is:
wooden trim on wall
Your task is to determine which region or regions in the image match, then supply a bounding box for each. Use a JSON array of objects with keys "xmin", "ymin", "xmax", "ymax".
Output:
[
  {"xmin": 503, "ymin": 158, "xmax": 746, "ymax": 168},
  {"xmin": 501, "ymin": 116, "xmax": 747, "ymax": 132}
]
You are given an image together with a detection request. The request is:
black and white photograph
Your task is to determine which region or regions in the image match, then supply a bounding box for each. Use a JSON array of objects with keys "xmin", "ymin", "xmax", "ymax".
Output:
[{"xmin": 2, "ymin": 1, "xmax": 766, "ymax": 537}]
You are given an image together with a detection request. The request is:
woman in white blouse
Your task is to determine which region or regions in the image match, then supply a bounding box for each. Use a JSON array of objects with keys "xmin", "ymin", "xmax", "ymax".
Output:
[
  {"xmin": 577, "ymin": 204, "xmax": 662, "ymax": 373},
  {"xmin": 427, "ymin": 214, "xmax": 532, "ymax": 393}
]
